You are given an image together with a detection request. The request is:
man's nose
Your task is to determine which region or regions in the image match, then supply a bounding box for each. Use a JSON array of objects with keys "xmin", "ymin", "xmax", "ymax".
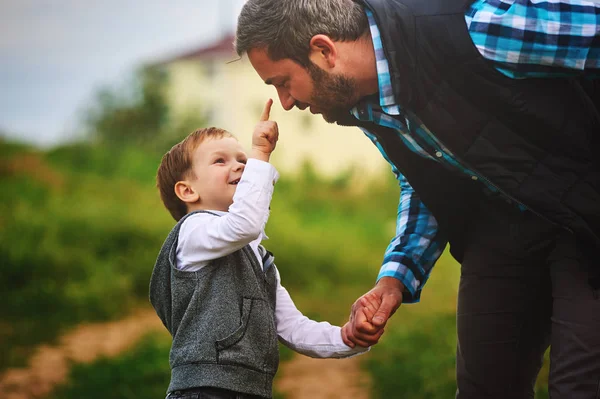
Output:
[{"xmin": 277, "ymin": 88, "xmax": 295, "ymax": 111}]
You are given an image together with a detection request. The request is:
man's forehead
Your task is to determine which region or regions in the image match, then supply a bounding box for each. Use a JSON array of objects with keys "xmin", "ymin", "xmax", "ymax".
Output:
[{"xmin": 247, "ymin": 48, "xmax": 294, "ymax": 82}]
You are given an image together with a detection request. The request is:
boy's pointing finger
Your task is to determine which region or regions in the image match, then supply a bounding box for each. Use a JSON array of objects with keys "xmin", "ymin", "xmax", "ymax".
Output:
[{"xmin": 260, "ymin": 99, "xmax": 273, "ymax": 121}]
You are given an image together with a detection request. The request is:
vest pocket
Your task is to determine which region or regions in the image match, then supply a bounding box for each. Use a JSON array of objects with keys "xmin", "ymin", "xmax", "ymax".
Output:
[
  {"xmin": 216, "ymin": 297, "xmax": 252, "ymax": 350},
  {"xmin": 215, "ymin": 297, "xmax": 279, "ymax": 374}
]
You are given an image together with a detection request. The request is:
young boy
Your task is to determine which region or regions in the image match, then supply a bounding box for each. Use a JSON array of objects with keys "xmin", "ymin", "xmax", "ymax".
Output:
[{"xmin": 150, "ymin": 100, "xmax": 370, "ymax": 399}]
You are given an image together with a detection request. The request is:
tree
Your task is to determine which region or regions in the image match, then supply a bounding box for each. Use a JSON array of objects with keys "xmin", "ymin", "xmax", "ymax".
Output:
[{"xmin": 83, "ymin": 66, "xmax": 169, "ymax": 148}]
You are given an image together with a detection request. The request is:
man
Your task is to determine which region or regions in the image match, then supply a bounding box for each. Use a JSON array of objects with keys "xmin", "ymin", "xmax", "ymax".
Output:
[{"xmin": 235, "ymin": 0, "xmax": 600, "ymax": 397}]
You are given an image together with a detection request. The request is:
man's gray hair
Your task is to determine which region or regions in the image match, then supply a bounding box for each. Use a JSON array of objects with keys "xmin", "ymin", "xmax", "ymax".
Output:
[{"xmin": 235, "ymin": 0, "xmax": 368, "ymax": 66}]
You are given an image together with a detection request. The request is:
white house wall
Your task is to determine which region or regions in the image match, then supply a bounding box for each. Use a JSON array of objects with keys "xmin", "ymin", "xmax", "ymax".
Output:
[{"xmin": 163, "ymin": 57, "xmax": 390, "ymax": 178}]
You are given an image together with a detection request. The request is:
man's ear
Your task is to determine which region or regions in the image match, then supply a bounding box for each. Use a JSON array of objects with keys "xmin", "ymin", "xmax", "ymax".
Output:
[
  {"xmin": 308, "ymin": 34, "xmax": 337, "ymax": 69},
  {"xmin": 174, "ymin": 181, "xmax": 199, "ymax": 204}
]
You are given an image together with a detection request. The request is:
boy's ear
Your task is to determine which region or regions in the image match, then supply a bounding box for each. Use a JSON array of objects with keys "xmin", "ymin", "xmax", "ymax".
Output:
[{"xmin": 174, "ymin": 181, "xmax": 199, "ymax": 204}]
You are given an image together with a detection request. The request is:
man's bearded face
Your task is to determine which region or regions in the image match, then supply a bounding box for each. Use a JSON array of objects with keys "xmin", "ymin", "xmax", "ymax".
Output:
[{"xmin": 306, "ymin": 62, "xmax": 359, "ymax": 124}]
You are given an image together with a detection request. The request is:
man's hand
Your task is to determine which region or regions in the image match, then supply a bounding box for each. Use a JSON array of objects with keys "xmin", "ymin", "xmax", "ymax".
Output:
[
  {"xmin": 251, "ymin": 99, "xmax": 279, "ymax": 162},
  {"xmin": 341, "ymin": 277, "xmax": 404, "ymax": 347}
]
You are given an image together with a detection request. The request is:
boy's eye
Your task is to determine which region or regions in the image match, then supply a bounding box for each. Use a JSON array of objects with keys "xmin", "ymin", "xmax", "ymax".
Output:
[
  {"xmin": 214, "ymin": 158, "xmax": 225, "ymax": 164},
  {"xmin": 239, "ymin": 159, "xmax": 247, "ymax": 164}
]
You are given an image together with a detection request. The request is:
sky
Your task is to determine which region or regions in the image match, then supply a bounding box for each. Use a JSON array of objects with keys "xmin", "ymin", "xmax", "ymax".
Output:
[{"xmin": 0, "ymin": 0, "xmax": 245, "ymax": 147}]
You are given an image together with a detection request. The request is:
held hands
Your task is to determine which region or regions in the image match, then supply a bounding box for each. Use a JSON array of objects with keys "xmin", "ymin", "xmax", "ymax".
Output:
[
  {"xmin": 341, "ymin": 277, "xmax": 404, "ymax": 348},
  {"xmin": 251, "ymin": 99, "xmax": 279, "ymax": 162}
]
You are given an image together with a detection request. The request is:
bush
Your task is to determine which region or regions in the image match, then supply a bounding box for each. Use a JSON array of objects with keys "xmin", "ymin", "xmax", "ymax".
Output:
[
  {"xmin": 366, "ymin": 313, "xmax": 458, "ymax": 399},
  {"xmin": 0, "ymin": 141, "xmax": 399, "ymax": 369},
  {"xmin": 2, "ymin": 141, "xmax": 553, "ymax": 397},
  {"xmin": 365, "ymin": 312, "xmax": 550, "ymax": 398}
]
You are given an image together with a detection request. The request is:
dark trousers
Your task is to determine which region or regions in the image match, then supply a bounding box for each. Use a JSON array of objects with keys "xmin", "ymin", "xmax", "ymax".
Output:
[
  {"xmin": 166, "ymin": 387, "xmax": 265, "ymax": 399},
  {"xmin": 456, "ymin": 199, "xmax": 600, "ymax": 399}
]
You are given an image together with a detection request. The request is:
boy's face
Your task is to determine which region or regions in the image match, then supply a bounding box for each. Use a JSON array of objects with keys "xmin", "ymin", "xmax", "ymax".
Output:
[{"xmin": 188, "ymin": 136, "xmax": 248, "ymax": 212}]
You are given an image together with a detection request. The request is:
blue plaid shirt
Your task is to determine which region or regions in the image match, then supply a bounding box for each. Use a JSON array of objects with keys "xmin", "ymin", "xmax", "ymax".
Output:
[{"xmin": 356, "ymin": 0, "xmax": 600, "ymax": 303}]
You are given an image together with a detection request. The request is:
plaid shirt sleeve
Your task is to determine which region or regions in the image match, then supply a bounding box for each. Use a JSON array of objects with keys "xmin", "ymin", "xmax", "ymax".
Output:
[
  {"xmin": 377, "ymin": 168, "xmax": 448, "ymax": 303},
  {"xmin": 466, "ymin": 0, "xmax": 600, "ymax": 78}
]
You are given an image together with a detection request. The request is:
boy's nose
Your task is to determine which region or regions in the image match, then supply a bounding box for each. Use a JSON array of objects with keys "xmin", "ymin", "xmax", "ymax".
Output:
[{"xmin": 233, "ymin": 161, "xmax": 245, "ymax": 172}]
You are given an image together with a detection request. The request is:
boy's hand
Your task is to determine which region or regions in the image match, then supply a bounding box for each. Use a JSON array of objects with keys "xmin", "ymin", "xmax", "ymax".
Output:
[{"xmin": 251, "ymin": 99, "xmax": 279, "ymax": 162}]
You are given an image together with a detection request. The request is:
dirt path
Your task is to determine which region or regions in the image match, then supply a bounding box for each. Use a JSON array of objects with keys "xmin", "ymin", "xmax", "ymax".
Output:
[
  {"xmin": 0, "ymin": 308, "xmax": 371, "ymax": 399},
  {"xmin": 276, "ymin": 355, "xmax": 371, "ymax": 399},
  {"xmin": 0, "ymin": 308, "xmax": 165, "ymax": 399}
]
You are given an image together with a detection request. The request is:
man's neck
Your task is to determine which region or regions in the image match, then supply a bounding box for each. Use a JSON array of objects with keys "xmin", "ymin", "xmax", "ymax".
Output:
[{"xmin": 343, "ymin": 32, "xmax": 379, "ymax": 97}]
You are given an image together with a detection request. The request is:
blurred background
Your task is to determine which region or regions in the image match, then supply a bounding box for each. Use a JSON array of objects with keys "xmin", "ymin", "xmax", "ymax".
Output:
[{"xmin": 0, "ymin": 1, "xmax": 549, "ymax": 398}]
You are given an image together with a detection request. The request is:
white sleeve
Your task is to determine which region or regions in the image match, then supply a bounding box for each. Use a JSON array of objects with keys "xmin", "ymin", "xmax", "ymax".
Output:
[
  {"xmin": 274, "ymin": 268, "xmax": 369, "ymax": 358},
  {"xmin": 177, "ymin": 159, "xmax": 278, "ymax": 271}
]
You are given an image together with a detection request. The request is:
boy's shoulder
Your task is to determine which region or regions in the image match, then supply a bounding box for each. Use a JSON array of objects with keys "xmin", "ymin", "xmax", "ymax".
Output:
[
  {"xmin": 179, "ymin": 210, "xmax": 223, "ymax": 229},
  {"xmin": 176, "ymin": 211, "xmax": 214, "ymax": 236},
  {"xmin": 176, "ymin": 210, "xmax": 228, "ymax": 251}
]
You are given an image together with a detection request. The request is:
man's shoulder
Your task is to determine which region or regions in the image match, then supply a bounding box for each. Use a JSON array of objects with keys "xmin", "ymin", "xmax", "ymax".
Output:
[{"xmin": 363, "ymin": 0, "xmax": 467, "ymax": 18}]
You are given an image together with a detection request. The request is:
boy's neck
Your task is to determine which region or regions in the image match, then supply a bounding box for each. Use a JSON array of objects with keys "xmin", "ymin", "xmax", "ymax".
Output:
[{"xmin": 186, "ymin": 204, "xmax": 227, "ymax": 214}]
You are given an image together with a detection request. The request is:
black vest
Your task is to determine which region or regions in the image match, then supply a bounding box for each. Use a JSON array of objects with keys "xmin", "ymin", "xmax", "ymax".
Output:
[{"xmin": 353, "ymin": 0, "xmax": 600, "ymax": 282}]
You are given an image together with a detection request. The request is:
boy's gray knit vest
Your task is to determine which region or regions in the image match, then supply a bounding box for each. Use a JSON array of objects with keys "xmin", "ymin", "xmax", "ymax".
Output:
[{"xmin": 149, "ymin": 211, "xmax": 279, "ymax": 398}]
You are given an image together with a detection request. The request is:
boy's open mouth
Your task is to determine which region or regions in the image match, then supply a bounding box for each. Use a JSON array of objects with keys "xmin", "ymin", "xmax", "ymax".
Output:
[{"xmin": 229, "ymin": 178, "xmax": 240, "ymax": 185}]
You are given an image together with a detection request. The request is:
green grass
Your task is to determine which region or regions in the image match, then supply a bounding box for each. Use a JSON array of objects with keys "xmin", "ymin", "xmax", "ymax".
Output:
[
  {"xmin": 1, "ymin": 139, "xmax": 551, "ymax": 397},
  {"xmin": 0, "ymin": 139, "xmax": 394, "ymax": 368},
  {"xmin": 0, "ymin": 145, "xmax": 172, "ymax": 369},
  {"xmin": 363, "ymin": 253, "xmax": 550, "ymax": 398},
  {"xmin": 366, "ymin": 313, "xmax": 458, "ymax": 399},
  {"xmin": 48, "ymin": 333, "xmax": 172, "ymax": 399},
  {"xmin": 45, "ymin": 332, "xmax": 300, "ymax": 399}
]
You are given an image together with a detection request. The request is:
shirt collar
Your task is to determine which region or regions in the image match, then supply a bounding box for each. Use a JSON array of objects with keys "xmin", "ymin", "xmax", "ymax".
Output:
[{"xmin": 351, "ymin": 9, "xmax": 401, "ymax": 119}]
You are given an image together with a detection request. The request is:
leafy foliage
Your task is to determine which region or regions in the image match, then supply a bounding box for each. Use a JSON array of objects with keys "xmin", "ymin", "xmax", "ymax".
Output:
[
  {"xmin": 0, "ymin": 138, "xmax": 396, "ymax": 368},
  {"xmin": 366, "ymin": 313, "xmax": 458, "ymax": 399},
  {"xmin": 83, "ymin": 67, "xmax": 169, "ymax": 147},
  {"xmin": 1, "ymin": 137, "xmax": 552, "ymax": 396}
]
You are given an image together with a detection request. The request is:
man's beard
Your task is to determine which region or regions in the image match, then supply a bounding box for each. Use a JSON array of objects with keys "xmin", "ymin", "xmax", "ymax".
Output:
[{"xmin": 306, "ymin": 62, "xmax": 358, "ymax": 124}]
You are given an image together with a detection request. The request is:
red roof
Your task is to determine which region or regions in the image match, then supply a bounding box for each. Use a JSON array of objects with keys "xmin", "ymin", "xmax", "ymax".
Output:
[{"xmin": 160, "ymin": 34, "xmax": 238, "ymax": 64}]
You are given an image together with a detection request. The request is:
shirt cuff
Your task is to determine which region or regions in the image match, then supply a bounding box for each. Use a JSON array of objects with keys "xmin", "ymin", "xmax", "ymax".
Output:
[
  {"xmin": 283, "ymin": 326, "xmax": 370, "ymax": 359},
  {"xmin": 329, "ymin": 326, "xmax": 371, "ymax": 357},
  {"xmin": 377, "ymin": 262, "xmax": 422, "ymax": 303}
]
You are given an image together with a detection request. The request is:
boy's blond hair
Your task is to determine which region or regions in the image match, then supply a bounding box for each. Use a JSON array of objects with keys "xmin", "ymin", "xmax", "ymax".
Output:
[{"xmin": 157, "ymin": 127, "xmax": 234, "ymax": 221}]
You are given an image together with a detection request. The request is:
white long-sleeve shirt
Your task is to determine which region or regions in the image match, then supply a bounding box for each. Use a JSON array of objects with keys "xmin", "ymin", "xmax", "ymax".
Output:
[{"xmin": 176, "ymin": 158, "xmax": 367, "ymax": 358}]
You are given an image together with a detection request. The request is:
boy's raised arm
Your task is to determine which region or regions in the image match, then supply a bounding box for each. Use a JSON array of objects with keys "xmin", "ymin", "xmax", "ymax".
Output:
[{"xmin": 177, "ymin": 100, "xmax": 280, "ymax": 267}]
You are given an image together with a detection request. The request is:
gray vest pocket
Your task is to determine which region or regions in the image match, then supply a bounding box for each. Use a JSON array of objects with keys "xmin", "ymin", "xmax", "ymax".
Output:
[
  {"xmin": 215, "ymin": 297, "xmax": 279, "ymax": 374},
  {"xmin": 216, "ymin": 297, "xmax": 253, "ymax": 350}
]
